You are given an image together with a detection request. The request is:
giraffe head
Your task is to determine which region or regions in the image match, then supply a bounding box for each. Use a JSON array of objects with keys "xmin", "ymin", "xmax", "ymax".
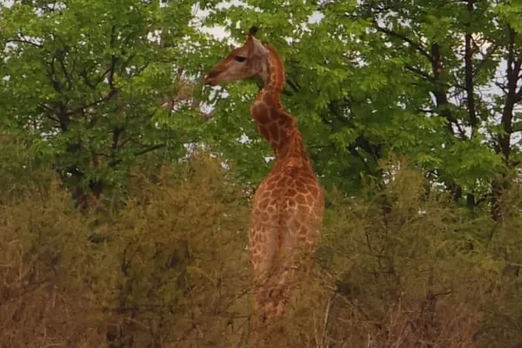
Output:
[{"xmin": 203, "ymin": 27, "xmax": 269, "ymax": 86}]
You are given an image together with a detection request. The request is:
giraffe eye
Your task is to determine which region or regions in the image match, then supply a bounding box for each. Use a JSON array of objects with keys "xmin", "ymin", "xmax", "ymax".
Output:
[{"xmin": 234, "ymin": 56, "xmax": 247, "ymax": 63}]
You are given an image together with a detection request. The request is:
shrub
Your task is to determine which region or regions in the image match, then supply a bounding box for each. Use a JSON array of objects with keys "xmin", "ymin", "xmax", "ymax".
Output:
[{"xmin": 1, "ymin": 156, "xmax": 522, "ymax": 347}]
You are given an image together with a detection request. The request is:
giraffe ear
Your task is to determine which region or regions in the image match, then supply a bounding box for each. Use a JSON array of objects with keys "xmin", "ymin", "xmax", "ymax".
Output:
[{"xmin": 247, "ymin": 36, "xmax": 268, "ymax": 59}]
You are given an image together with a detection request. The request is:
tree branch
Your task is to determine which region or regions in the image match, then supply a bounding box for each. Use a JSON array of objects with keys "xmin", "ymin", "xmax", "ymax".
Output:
[
  {"xmin": 405, "ymin": 65, "xmax": 433, "ymax": 81},
  {"xmin": 68, "ymin": 92, "xmax": 117, "ymax": 115},
  {"xmin": 405, "ymin": 64, "xmax": 467, "ymax": 91},
  {"xmin": 474, "ymin": 43, "xmax": 498, "ymax": 76},
  {"xmin": 109, "ymin": 143, "xmax": 166, "ymax": 167},
  {"xmin": 372, "ymin": 23, "xmax": 432, "ymax": 61},
  {"xmin": 495, "ymin": 81, "xmax": 508, "ymax": 94},
  {"xmin": 286, "ymin": 78, "xmax": 300, "ymax": 93},
  {"xmin": 79, "ymin": 69, "xmax": 97, "ymax": 89},
  {"xmin": 6, "ymin": 38, "xmax": 43, "ymax": 48},
  {"xmin": 56, "ymin": 48, "xmax": 74, "ymax": 89},
  {"xmin": 134, "ymin": 144, "xmax": 166, "ymax": 157},
  {"xmin": 108, "ymin": 25, "xmax": 118, "ymax": 91},
  {"xmin": 429, "ymin": 43, "xmax": 467, "ymax": 139},
  {"xmin": 464, "ymin": 0, "xmax": 478, "ymax": 132},
  {"xmin": 498, "ymin": 26, "xmax": 519, "ymax": 160}
]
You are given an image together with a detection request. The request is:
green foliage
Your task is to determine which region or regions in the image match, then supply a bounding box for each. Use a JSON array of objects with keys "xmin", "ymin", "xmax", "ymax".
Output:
[
  {"xmin": 200, "ymin": 0, "xmax": 522, "ymax": 207},
  {"xmin": 2, "ymin": 0, "xmax": 521, "ymax": 212},
  {"xmin": 0, "ymin": 0, "xmax": 205, "ymax": 207}
]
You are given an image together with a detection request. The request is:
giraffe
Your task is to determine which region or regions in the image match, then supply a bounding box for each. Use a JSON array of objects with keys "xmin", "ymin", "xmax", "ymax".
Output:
[{"xmin": 203, "ymin": 27, "xmax": 324, "ymax": 323}]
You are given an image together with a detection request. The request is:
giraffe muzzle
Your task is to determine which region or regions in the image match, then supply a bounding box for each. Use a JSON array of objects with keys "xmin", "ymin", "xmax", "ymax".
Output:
[{"xmin": 203, "ymin": 71, "xmax": 220, "ymax": 86}]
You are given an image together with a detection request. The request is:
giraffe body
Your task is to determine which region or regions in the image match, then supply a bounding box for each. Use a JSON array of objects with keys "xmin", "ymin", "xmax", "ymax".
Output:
[{"xmin": 204, "ymin": 28, "xmax": 324, "ymax": 322}]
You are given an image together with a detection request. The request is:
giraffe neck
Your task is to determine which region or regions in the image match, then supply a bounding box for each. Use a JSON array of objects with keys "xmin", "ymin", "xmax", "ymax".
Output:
[
  {"xmin": 251, "ymin": 45, "xmax": 312, "ymax": 170},
  {"xmin": 260, "ymin": 45, "xmax": 285, "ymax": 94}
]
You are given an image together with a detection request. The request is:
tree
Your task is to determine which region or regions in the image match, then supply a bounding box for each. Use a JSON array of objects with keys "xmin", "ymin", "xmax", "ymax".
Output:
[
  {"xmin": 200, "ymin": 0, "xmax": 522, "ymax": 218},
  {"xmin": 0, "ymin": 0, "xmax": 205, "ymax": 209}
]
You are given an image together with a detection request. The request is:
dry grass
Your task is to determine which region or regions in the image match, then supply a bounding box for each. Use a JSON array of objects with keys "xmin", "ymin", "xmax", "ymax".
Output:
[{"xmin": 0, "ymin": 155, "xmax": 522, "ymax": 347}]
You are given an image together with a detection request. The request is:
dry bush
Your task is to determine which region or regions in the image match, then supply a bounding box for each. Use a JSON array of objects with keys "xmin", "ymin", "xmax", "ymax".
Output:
[
  {"xmin": 314, "ymin": 163, "xmax": 500, "ymax": 348},
  {"xmin": 0, "ymin": 153, "xmax": 251, "ymax": 347},
  {"xmin": 0, "ymin": 182, "xmax": 107, "ymax": 347},
  {"xmin": 99, "ymin": 154, "xmax": 251, "ymax": 347},
  {"xmin": 226, "ymin": 163, "xmax": 487, "ymax": 348},
  {"xmin": 471, "ymin": 177, "xmax": 522, "ymax": 348},
  {"xmin": 0, "ymin": 135, "xmax": 54, "ymax": 205},
  {"xmin": 1, "ymin": 155, "xmax": 522, "ymax": 347}
]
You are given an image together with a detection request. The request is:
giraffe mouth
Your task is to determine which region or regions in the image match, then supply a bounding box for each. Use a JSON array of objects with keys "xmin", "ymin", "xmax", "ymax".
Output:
[{"xmin": 203, "ymin": 71, "xmax": 220, "ymax": 86}]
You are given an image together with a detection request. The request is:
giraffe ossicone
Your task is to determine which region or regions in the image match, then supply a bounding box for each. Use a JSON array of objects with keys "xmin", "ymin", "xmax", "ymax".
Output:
[{"xmin": 204, "ymin": 27, "xmax": 324, "ymax": 323}]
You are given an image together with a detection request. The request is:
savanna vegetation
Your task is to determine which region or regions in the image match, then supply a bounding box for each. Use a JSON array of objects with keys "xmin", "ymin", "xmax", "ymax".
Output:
[{"xmin": 1, "ymin": 0, "xmax": 522, "ymax": 347}]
